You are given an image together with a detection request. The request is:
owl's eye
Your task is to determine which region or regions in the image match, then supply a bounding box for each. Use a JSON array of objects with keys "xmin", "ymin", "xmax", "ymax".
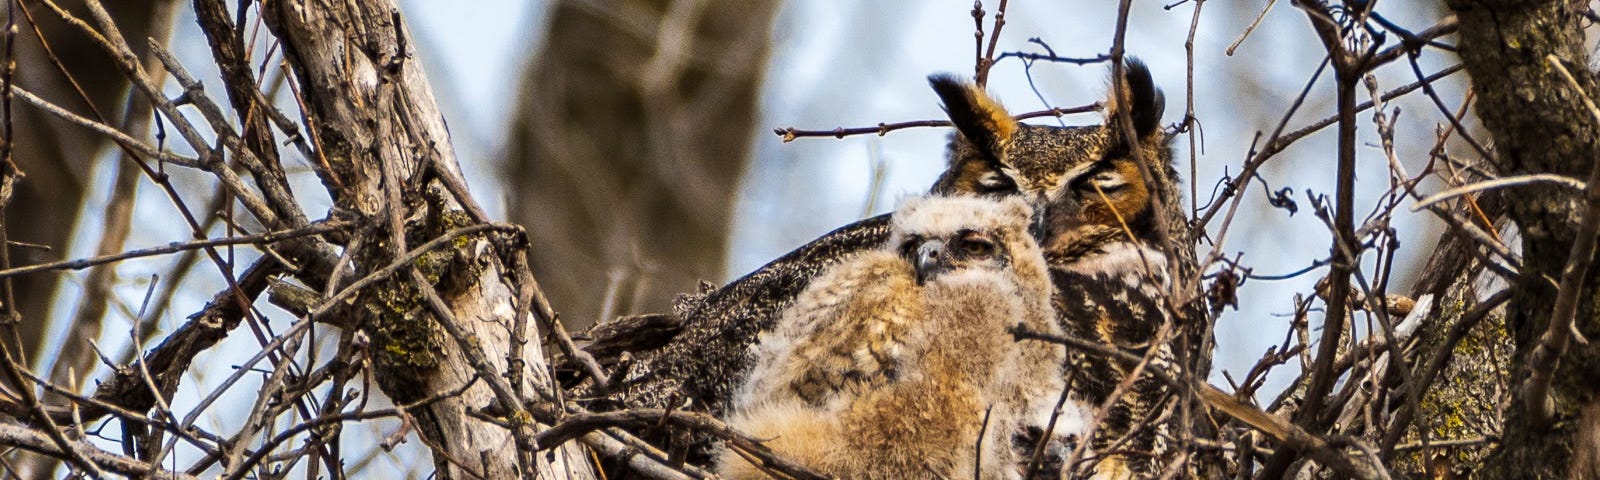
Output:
[
  {"xmin": 976, "ymin": 171, "xmax": 1018, "ymax": 194},
  {"xmin": 1075, "ymin": 168, "xmax": 1127, "ymax": 194},
  {"xmin": 898, "ymin": 237, "xmax": 922, "ymax": 258},
  {"xmin": 957, "ymin": 232, "xmax": 996, "ymax": 257}
]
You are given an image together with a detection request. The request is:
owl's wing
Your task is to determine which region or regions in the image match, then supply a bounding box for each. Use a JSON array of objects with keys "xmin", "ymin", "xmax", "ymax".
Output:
[{"xmin": 614, "ymin": 214, "xmax": 893, "ymax": 412}]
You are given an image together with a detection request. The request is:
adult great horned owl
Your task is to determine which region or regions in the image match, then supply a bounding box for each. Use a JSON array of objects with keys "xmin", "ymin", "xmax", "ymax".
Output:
[
  {"xmin": 613, "ymin": 59, "xmax": 1182, "ymax": 410},
  {"xmin": 606, "ymin": 62, "xmax": 1192, "ymax": 474},
  {"xmin": 717, "ymin": 195, "xmax": 1076, "ymax": 480},
  {"xmin": 932, "ymin": 65, "xmax": 1183, "ymax": 477}
]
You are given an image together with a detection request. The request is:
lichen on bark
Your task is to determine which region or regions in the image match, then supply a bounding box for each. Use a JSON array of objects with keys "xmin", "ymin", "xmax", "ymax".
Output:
[{"xmin": 1442, "ymin": 0, "xmax": 1600, "ymax": 477}]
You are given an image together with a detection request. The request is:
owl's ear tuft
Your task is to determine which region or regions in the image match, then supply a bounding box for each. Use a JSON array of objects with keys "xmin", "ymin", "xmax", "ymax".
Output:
[
  {"xmin": 930, "ymin": 74, "xmax": 1018, "ymax": 166},
  {"xmin": 1106, "ymin": 58, "xmax": 1165, "ymax": 139}
]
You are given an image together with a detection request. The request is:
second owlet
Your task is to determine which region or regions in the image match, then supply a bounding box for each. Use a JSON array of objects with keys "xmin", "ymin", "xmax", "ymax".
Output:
[{"xmin": 717, "ymin": 195, "xmax": 1086, "ymax": 480}]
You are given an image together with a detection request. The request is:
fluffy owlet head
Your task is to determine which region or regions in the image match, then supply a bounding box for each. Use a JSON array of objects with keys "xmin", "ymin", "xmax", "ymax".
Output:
[
  {"xmin": 926, "ymin": 59, "xmax": 1178, "ymax": 261},
  {"xmin": 887, "ymin": 195, "xmax": 1041, "ymax": 285}
]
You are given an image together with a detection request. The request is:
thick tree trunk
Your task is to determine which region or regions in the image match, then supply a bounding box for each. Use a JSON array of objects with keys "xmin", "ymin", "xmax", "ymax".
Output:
[
  {"xmin": 504, "ymin": 0, "xmax": 779, "ymax": 328},
  {"xmin": 1367, "ymin": 196, "xmax": 1512, "ymax": 476},
  {"xmin": 1442, "ymin": 0, "xmax": 1600, "ymax": 478},
  {"xmin": 259, "ymin": 2, "xmax": 595, "ymax": 478}
]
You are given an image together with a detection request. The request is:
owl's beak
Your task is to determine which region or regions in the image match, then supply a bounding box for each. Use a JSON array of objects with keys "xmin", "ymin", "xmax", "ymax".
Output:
[{"xmin": 914, "ymin": 239, "xmax": 944, "ymax": 285}]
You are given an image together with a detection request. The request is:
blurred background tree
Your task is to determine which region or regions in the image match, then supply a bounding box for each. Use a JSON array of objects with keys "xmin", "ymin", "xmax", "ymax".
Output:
[
  {"xmin": 503, "ymin": 0, "xmax": 779, "ymax": 328},
  {"xmin": 3, "ymin": 0, "xmax": 171, "ymax": 373}
]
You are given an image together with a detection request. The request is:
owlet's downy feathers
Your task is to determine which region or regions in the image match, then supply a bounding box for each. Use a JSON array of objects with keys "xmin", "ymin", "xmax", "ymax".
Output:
[{"xmin": 718, "ymin": 195, "xmax": 1080, "ymax": 480}]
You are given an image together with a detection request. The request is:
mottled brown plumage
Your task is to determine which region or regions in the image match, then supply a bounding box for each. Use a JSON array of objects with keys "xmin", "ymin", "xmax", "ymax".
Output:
[
  {"xmin": 597, "ymin": 61, "xmax": 1194, "ymax": 475},
  {"xmin": 718, "ymin": 196, "xmax": 1071, "ymax": 480},
  {"xmin": 930, "ymin": 61, "xmax": 1181, "ymax": 477}
]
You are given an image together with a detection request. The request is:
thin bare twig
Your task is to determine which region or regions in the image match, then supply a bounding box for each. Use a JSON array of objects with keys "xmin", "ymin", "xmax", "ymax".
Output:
[
  {"xmin": 0, "ymin": 222, "xmax": 343, "ymax": 279},
  {"xmin": 1012, "ymin": 324, "xmax": 1383, "ymax": 479},
  {"xmin": 1412, "ymin": 174, "xmax": 1586, "ymax": 211},
  {"xmin": 6, "ymin": 86, "xmax": 204, "ymax": 169},
  {"xmin": 1256, "ymin": 3, "xmax": 1377, "ymax": 478},
  {"xmin": 410, "ymin": 268, "xmax": 543, "ymax": 478},
  {"xmin": 55, "ymin": 0, "xmax": 181, "ymax": 394},
  {"xmin": 773, "ymin": 104, "xmax": 1100, "ymax": 142},
  {"xmin": 974, "ymin": 0, "xmax": 1008, "ymax": 87},
  {"xmin": 1226, "ymin": 0, "xmax": 1278, "ymax": 55},
  {"xmin": 1381, "ymin": 290, "xmax": 1511, "ymax": 452},
  {"xmin": 1193, "ymin": 63, "xmax": 1463, "ymax": 231},
  {"xmin": 0, "ymin": 422, "xmax": 197, "ymax": 480}
]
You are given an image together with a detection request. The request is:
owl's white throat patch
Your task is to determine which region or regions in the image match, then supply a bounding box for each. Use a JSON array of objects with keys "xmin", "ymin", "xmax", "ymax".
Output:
[{"xmin": 1065, "ymin": 241, "xmax": 1171, "ymax": 289}]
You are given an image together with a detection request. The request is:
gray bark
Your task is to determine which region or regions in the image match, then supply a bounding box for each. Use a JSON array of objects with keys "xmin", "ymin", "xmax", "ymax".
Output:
[
  {"xmin": 259, "ymin": 2, "xmax": 596, "ymax": 478},
  {"xmin": 1441, "ymin": 0, "xmax": 1600, "ymax": 477}
]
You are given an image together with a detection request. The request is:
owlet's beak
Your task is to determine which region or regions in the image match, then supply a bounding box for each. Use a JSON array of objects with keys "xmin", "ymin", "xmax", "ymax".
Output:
[{"xmin": 914, "ymin": 239, "xmax": 945, "ymax": 286}]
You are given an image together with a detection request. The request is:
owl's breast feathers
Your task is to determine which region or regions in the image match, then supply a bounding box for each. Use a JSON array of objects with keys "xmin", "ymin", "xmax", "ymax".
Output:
[
  {"xmin": 1050, "ymin": 240, "xmax": 1172, "ymax": 352},
  {"xmin": 1049, "ymin": 239, "xmax": 1176, "ymax": 477}
]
